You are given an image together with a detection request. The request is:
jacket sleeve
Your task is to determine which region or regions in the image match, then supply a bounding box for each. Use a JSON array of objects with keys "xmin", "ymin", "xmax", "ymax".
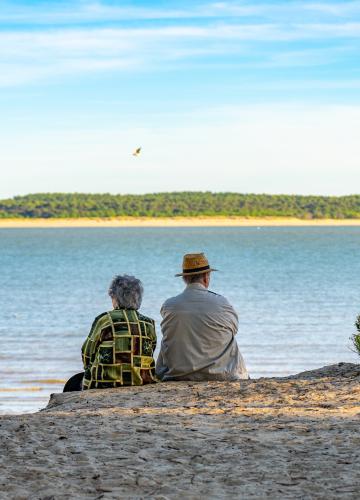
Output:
[
  {"xmin": 148, "ymin": 319, "xmax": 157, "ymax": 352},
  {"xmin": 223, "ymin": 299, "xmax": 239, "ymax": 336},
  {"xmin": 160, "ymin": 301, "xmax": 167, "ymax": 318},
  {"xmin": 81, "ymin": 313, "xmax": 107, "ymax": 370},
  {"xmin": 156, "ymin": 302, "xmax": 168, "ymax": 379}
]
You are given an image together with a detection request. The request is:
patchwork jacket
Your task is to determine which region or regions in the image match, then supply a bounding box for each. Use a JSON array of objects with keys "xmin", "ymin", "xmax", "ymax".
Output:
[{"xmin": 82, "ymin": 308, "xmax": 157, "ymax": 389}]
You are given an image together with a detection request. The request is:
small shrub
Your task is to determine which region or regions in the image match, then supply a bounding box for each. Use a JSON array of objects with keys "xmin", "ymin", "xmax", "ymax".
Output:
[
  {"xmin": 352, "ymin": 315, "xmax": 360, "ymax": 356},
  {"xmin": 356, "ymin": 315, "xmax": 360, "ymax": 333}
]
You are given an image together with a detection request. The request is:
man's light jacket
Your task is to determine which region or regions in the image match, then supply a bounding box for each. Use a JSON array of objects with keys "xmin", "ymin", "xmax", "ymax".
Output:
[{"xmin": 156, "ymin": 283, "xmax": 248, "ymax": 381}]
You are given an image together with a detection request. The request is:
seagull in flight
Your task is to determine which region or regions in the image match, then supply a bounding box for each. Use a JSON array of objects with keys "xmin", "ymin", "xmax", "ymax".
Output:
[{"xmin": 132, "ymin": 147, "xmax": 141, "ymax": 157}]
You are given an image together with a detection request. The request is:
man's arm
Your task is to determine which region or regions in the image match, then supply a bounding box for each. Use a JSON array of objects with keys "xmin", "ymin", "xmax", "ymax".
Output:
[
  {"xmin": 222, "ymin": 299, "xmax": 239, "ymax": 336},
  {"xmin": 156, "ymin": 301, "xmax": 169, "ymax": 379},
  {"xmin": 160, "ymin": 301, "xmax": 167, "ymax": 319}
]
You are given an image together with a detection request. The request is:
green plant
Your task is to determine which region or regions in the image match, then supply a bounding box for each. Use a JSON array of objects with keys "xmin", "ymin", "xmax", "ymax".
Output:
[
  {"xmin": 356, "ymin": 315, "xmax": 360, "ymax": 333},
  {"xmin": 351, "ymin": 315, "xmax": 360, "ymax": 356}
]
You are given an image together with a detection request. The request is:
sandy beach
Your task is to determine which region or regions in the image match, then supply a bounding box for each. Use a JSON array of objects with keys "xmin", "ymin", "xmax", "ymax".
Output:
[
  {"xmin": 1, "ymin": 217, "xmax": 360, "ymax": 227},
  {"xmin": 0, "ymin": 362, "xmax": 359, "ymax": 499}
]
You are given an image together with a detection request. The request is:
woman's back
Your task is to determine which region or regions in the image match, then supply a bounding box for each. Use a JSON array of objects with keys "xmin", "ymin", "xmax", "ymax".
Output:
[{"xmin": 82, "ymin": 308, "xmax": 157, "ymax": 389}]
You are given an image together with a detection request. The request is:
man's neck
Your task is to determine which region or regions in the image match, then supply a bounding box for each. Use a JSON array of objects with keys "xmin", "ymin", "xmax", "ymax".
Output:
[{"xmin": 186, "ymin": 282, "xmax": 207, "ymax": 290}]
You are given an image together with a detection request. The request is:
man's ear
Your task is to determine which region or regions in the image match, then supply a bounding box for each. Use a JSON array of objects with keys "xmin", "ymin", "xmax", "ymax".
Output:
[{"xmin": 204, "ymin": 272, "xmax": 211, "ymax": 288}]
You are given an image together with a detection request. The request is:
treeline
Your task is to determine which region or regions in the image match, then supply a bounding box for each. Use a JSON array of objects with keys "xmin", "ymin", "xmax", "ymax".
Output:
[{"xmin": 0, "ymin": 192, "xmax": 360, "ymax": 219}]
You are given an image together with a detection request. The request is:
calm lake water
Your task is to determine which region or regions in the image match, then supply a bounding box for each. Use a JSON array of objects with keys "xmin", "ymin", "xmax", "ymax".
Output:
[{"xmin": 0, "ymin": 227, "xmax": 359, "ymax": 414}]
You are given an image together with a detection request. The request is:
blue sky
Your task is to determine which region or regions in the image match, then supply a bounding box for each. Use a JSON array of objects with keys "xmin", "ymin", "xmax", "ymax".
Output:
[{"xmin": 1, "ymin": 0, "xmax": 360, "ymax": 198}]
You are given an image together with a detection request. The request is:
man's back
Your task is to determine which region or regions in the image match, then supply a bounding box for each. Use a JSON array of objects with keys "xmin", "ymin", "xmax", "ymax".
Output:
[{"xmin": 156, "ymin": 283, "xmax": 248, "ymax": 381}]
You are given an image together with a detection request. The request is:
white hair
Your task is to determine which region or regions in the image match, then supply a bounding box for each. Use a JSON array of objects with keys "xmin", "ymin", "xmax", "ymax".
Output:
[
  {"xmin": 183, "ymin": 272, "xmax": 209, "ymax": 285},
  {"xmin": 108, "ymin": 275, "xmax": 143, "ymax": 310}
]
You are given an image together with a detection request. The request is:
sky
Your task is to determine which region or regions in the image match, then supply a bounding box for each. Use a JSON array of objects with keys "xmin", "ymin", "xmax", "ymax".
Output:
[{"xmin": 1, "ymin": 0, "xmax": 360, "ymax": 198}]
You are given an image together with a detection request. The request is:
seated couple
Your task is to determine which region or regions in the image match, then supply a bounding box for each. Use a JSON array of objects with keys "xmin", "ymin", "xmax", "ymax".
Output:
[{"xmin": 76, "ymin": 253, "xmax": 248, "ymax": 391}]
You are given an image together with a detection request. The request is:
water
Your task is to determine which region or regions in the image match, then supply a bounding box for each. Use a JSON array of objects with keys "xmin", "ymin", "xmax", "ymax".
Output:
[{"xmin": 0, "ymin": 227, "xmax": 359, "ymax": 414}]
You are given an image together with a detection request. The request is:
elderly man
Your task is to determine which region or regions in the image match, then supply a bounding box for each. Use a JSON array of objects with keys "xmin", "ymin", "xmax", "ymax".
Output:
[{"xmin": 156, "ymin": 253, "xmax": 248, "ymax": 381}]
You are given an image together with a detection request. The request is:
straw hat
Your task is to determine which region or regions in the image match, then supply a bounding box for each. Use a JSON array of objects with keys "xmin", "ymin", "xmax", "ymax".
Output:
[{"xmin": 175, "ymin": 252, "xmax": 218, "ymax": 277}]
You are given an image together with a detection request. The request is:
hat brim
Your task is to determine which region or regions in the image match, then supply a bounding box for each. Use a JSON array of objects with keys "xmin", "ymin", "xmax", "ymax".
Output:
[{"xmin": 175, "ymin": 268, "xmax": 218, "ymax": 277}]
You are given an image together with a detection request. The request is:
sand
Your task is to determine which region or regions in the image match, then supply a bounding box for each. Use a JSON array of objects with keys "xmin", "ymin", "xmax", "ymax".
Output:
[
  {"xmin": 0, "ymin": 362, "xmax": 359, "ymax": 499},
  {"xmin": 1, "ymin": 217, "xmax": 360, "ymax": 227}
]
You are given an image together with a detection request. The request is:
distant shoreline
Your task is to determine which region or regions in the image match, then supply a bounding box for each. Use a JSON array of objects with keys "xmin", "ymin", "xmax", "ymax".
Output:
[{"xmin": 1, "ymin": 216, "xmax": 360, "ymax": 227}]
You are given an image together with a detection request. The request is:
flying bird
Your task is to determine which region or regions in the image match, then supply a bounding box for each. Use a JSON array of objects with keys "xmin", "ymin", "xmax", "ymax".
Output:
[{"xmin": 132, "ymin": 147, "xmax": 141, "ymax": 157}]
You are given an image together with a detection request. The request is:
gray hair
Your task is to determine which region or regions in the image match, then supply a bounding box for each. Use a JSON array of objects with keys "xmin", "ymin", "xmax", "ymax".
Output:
[
  {"xmin": 183, "ymin": 272, "xmax": 209, "ymax": 285},
  {"xmin": 108, "ymin": 275, "xmax": 144, "ymax": 310}
]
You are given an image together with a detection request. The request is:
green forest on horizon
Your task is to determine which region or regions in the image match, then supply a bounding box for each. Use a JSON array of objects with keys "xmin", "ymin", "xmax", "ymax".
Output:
[{"xmin": 1, "ymin": 192, "xmax": 360, "ymax": 219}]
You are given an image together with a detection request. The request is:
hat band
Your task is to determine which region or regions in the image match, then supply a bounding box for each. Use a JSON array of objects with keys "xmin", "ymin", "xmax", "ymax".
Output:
[{"xmin": 182, "ymin": 265, "xmax": 210, "ymax": 274}]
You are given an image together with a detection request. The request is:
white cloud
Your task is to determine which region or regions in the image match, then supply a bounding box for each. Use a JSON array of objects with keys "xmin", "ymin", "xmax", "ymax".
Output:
[
  {"xmin": 300, "ymin": 22, "xmax": 360, "ymax": 37},
  {"xmin": 304, "ymin": 2, "xmax": 360, "ymax": 16},
  {"xmin": 1, "ymin": 1, "xmax": 360, "ymax": 24},
  {"xmin": 233, "ymin": 78, "xmax": 360, "ymax": 90},
  {"xmin": 0, "ymin": 1, "xmax": 359, "ymax": 29},
  {"xmin": 0, "ymin": 18, "xmax": 359, "ymax": 87},
  {"xmin": 0, "ymin": 1, "xmax": 261, "ymax": 23}
]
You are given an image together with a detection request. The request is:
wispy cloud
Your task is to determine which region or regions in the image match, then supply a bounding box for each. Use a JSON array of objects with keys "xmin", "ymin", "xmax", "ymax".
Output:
[
  {"xmin": 1, "ymin": 1, "xmax": 360, "ymax": 24},
  {"xmin": 303, "ymin": 1, "xmax": 360, "ymax": 16},
  {"xmin": 0, "ymin": 2, "xmax": 360, "ymax": 86},
  {"xmin": 0, "ymin": 1, "xmax": 261, "ymax": 24}
]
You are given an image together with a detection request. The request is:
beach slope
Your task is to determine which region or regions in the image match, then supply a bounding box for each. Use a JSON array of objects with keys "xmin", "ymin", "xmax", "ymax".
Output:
[{"xmin": 0, "ymin": 362, "xmax": 359, "ymax": 498}]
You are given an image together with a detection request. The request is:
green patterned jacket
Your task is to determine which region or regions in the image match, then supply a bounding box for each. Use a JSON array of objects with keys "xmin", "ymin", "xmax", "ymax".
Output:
[{"xmin": 82, "ymin": 308, "xmax": 157, "ymax": 389}]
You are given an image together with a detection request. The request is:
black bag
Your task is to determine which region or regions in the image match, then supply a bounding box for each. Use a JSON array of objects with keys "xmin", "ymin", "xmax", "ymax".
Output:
[{"xmin": 63, "ymin": 372, "xmax": 84, "ymax": 392}]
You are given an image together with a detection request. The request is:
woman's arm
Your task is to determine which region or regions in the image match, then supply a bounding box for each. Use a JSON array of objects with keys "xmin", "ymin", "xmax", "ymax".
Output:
[
  {"xmin": 81, "ymin": 312, "xmax": 109, "ymax": 369},
  {"xmin": 149, "ymin": 319, "xmax": 157, "ymax": 352}
]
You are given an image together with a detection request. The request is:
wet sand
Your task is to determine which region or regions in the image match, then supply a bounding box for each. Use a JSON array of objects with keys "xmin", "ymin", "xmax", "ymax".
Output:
[
  {"xmin": 1, "ymin": 217, "xmax": 360, "ymax": 227},
  {"xmin": 0, "ymin": 362, "xmax": 359, "ymax": 499}
]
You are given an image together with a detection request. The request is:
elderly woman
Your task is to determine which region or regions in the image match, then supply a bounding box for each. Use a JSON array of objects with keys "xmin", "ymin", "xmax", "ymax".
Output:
[{"xmin": 81, "ymin": 275, "xmax": 157, "ymax": 389}]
